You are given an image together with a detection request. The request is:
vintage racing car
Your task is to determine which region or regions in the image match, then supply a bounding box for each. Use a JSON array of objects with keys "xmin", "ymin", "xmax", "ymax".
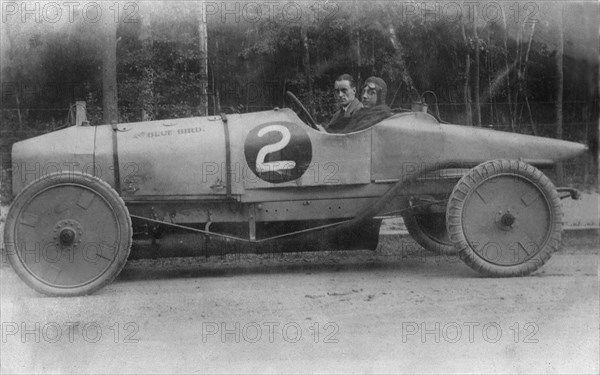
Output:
[{"xmin": 3, "ymin": 93, "xmax": 587, "ymax": 296}]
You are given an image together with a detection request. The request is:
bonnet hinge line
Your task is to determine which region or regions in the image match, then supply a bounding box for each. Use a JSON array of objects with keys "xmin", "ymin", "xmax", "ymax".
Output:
[{"xmin": 220, "ymin": 113, "xmax": 232, "ymax": 199}]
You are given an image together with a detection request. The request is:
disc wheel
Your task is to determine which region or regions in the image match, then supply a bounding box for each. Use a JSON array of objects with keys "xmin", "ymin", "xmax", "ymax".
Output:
[
  {"xmin": 446, "ymin": 160, "xmax": 562, "ymax": 277},
  {"xmin": 402, "ymin": 211, "xmax": 457, "ymax": 255},
  {"xmin": 4, "ymin": 172, "xmax": 132, "ymax": 296}
]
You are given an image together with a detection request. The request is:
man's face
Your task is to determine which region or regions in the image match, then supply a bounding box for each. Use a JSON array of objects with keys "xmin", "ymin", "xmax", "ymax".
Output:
[
  {"xmin": 362, "ymin": 84, "xmax": 378, "ymax": 108},
  {"xmin": 334, "ymin": 80, "xmax": 355, "ymax": 106}
]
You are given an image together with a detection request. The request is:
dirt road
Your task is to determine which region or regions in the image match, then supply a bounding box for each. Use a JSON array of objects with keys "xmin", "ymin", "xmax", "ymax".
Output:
[{"xmin": 1, "ymin": 233, "xmax": 598, "ymax": 374}]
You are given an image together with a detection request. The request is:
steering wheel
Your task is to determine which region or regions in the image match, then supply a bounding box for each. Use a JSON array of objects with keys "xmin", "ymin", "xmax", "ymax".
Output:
[{"xmin": 285, "ymin": 91, "xmax": 319, "ymax": 130}]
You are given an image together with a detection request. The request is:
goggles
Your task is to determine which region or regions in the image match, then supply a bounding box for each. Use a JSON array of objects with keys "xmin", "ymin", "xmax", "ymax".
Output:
[{"xmin": 363, "ymin": 83, "xmax": 379, "ymax": 95}]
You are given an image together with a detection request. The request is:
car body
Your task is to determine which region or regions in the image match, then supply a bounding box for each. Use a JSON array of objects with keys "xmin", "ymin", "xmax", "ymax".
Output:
[{"xmin": 4, "ymin": 104, "xmax": 588, "ymax": 295}]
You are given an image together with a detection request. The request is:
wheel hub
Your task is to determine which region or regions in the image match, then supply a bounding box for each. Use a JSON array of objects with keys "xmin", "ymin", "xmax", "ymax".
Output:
[
  {"xmin": 501, "ymin": 212, "xmax": 516, "ymax": 227},
  {"xmin": 495, "ymin": 209, "xmax": 517, "ymax": 231},
  {"xmin": 59, "ymin": 228, "xmax": 76, "ymax": 244},
  {"xmin": 53, "ymin": 219, "xmax": 83, "ymax": 247}
]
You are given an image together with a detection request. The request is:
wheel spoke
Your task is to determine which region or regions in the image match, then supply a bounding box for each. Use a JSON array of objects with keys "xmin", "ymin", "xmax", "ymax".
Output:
[
  {"xmin": 474, "ymin": 189, "xmax": 488, "ymax": 204},
  {"xmin": 77, "ymin": 190, "xmax": 96, "ymax": 209},
  {"xmin": 518, "ymin": 241, "xmax": 531, "ymax": 256},
  {"xmin": 520, "ymin": 190, "xmax": 541, "ymax": 207},
  {"xmin": 19, "ymin": 212, "xmax": 40, "ymax": 227},
  {"xmin": 42, "ymin": 264, "xmax": 62, "ymax": 284}
]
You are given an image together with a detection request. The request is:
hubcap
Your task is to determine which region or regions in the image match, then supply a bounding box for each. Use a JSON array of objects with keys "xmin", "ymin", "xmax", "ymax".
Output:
[
  {"xmin": 500, "ymin": 212, "xmax": 516, "ymax": 227},
  {"xmin": 495, "ymin": 210, "xmax": 517, "ymax": 231},
  {"xmin": 59, "ymin": 228, "xmax": 76, "ymax": 244},
  {"xmin": 53, "ymin": 219, "xmax": 83, "ymax": 247}
]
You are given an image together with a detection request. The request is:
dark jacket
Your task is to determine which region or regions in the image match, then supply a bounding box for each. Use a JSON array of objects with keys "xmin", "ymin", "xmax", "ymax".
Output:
[
  {"xmin": 325, "ymin": 98, "xmax": 363, "ymax": 133},
  {"xmin": 330, "ymin": 104, "xmax": 393, "ymax": 134}
]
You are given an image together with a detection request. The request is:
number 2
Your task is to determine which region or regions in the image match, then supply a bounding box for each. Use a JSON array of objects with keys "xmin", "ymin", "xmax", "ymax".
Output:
[{"xmin": 256, "ymin": 125, "xmax": 296, "ymax": 173}]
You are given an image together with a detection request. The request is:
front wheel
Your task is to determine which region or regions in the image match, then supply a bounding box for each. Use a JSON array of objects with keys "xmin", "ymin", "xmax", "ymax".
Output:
[{"xmin": 446, "ymin": 160, "xmax": 562, "ymax": 277}]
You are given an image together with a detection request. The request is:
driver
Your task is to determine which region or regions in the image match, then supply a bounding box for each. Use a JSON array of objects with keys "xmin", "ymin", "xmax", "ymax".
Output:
[{"xmin": 324, "ymin": 74, "xmax": 363, "ymax": 133}]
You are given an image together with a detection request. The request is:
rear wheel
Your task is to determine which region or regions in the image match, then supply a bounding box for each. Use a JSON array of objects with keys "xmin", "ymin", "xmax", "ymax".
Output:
[
  {"xmin": 446, "ymin": 160, "xmax": 562, "ymax": 277},
  {"xmin": 4, "ymin": 172, "xmax": 132, "ymax": 296},
  {"xmin": 402, "ymin": 211, "xmax": 457, "ymax": 255}
]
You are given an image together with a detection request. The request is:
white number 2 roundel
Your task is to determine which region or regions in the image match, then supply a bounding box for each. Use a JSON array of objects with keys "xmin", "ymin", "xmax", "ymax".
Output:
[
  {"xmin": 244, "ymin": 122, "xmax": 312, "ymax": 183},
  {"xmin": 255, "ymin": 125, "xmax": 296, "ymax": 173}
]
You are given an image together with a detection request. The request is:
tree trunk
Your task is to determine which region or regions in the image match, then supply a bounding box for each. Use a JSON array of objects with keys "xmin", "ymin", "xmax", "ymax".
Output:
[
  {"xmin": 513, "ymin": 22, "xmax": 525, "ymax": 131},
  {"xmin": 473, "ymin": 25, "xmax": 481, "ymax": 127},
  {"xmin": 301, "ymin": 25, "xmax": 313, "ymax": 112},
  {"xmin": 198, "ymin": 1, "xmax": 209, "ymax": 116},
  {"xmin": 102, "ymin": 17, "xmax": 118, "ymax": 125},
  {"xmin": 15, "ymin": 92, "xmax": 23, "ymax": 130},
  {"xmin": 555, "ymin": 5, "xmax": 564, "ymax": 184},
  {"xmin": 525, "ymin": 97, "xmax": 538, "ymax": 136},
  {"xmin": 461, "ymin": 22, "xmax": 473, "ymax": 126},
  {"xmin": 487, "ymin": 29, "xmax": 494, "ymax": 126},
  {"xmin": 3, "ymin": 18, "xmax": 23, "ymax": 130},
  {"xmin": 350, "ymin": 29, "xmax": 361, "ymax": 71},
  {"xmin": 522, "ymin": 22, "xmax": 537, "ymax": 134},
  {"xmin": 140, "ymin": 11, "xmax": 154, "ymax": 121},
  {"xmin": 212, "ymin": 37, "xmax": 220, "ymax": 114},
  {"xmin": 351, "ymin": 0, "xmax": 361, "ymax": 69},
  {"xmin": 501, "ymin": 9, "xmax": 515, "ymax": 132}
]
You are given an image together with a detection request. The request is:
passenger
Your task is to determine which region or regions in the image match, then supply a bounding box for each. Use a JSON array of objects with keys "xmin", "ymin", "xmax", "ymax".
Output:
[
  {"xmin": 339, "ymin": 76, "xmax": 393, "ymax": 134},
  {"xmin": 324, "ymin": 74, "xmax": 363, "ymax": 133}
]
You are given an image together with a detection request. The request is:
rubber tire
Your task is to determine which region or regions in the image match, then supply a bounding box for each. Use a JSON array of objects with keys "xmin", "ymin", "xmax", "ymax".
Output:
[
  {"xmin": 446, "ymin": 159, "xmax": 562, "ymax": 277},
  {"xmin": 4, "ymin": 172, "xmax": 132, "ymax": 296},
  {"xmin": 402, "ymin": 211, "xmax": 457, "ymax": 255}
]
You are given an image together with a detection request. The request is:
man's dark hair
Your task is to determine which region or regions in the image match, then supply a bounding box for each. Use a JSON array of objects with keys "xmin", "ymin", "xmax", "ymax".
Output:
[{"xmin": 336, "ymin": 74, "xmax": 356, "ymax": 88}]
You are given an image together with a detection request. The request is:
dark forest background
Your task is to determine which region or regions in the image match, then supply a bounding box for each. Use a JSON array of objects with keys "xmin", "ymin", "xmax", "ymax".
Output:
[{"xmin": 1, "ymin": 0, "xmax": 598, "ymax": 200}]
